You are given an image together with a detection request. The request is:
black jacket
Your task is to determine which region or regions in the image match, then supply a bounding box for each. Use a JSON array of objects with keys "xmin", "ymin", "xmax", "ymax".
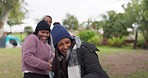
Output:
[
  {"xmin": 77, "ymin": 42, "xmax": 109, "ymax": 78},
  {"xmin": 52, "ymin": 42, "xmax": 109, "ymax": 78}
]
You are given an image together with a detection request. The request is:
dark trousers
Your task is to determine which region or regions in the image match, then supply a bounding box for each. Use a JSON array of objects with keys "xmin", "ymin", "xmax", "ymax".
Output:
[{"xmin": 24, "ymin": 73, "xmax": 50, "ymax": 78}]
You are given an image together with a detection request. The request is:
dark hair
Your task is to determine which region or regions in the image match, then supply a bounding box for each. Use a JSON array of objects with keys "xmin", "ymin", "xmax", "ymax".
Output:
[
  {"xmin": 43, "ymin": 15, "xmax": 52, "ymax": 21},
  {"xmin": 53, "ymin": 22, "xmax": 61, "ymax": 26},
  {"xmin": 33, "ymin": 20, "xmax": 51, "ymax": 44}
]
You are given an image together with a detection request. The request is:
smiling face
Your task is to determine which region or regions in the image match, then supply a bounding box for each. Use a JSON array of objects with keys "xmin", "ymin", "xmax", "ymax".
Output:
[
  {"xmin": 37, "ymin": 30, "xmax": 50, "ymax": 43},
  {"xmin": 57, "ymin": 38, "xmax": 72, "ymax": 56}
]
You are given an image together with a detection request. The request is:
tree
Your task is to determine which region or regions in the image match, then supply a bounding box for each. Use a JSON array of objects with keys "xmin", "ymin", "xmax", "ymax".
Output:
[
  {"xmin": 91, "ymin": 21, "xmax": 102, "ymax": 31},
  {"xmin": 123, "ymin": 0, "xmax": 148, "ymax": 48},
  {"xmin": 85, "ymin": 19, "xmax": 92, "ymax": 29},
  {"xmin": 0, "ymin": 0, "xmax": 27, "ymax": 38},
  {"xmin": 140, "ymin": 0, "xmax": 148, "ymax": 48},
  {"xmin": 24, "ymin": 26, "xmax": 33, "ymax": 35},
  {"xmin": 101, "ymin": 10, "xmax": 130, "ymax": 38},
  {"xmin": 122, "ymin": 0, "xmax": 141, "ymax": 49},
  {"xmin": 62, "ymin": 13, "xmax": 79, "ymax": 30}
]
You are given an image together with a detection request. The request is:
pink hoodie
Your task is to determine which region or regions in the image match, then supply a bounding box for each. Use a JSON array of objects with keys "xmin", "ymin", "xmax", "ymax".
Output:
[{"xmin": 22, "ymin": 34, "xmax": 54, "ymax": 75}]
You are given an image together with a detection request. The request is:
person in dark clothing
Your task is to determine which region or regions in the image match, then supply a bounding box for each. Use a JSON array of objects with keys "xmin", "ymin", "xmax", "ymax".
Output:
[
  {"xmin": 43, "ymin": 15, "xmax": 52, "ymax": 26},
  {"xmin": 42, "ymin": 15, "xmax": 55, "ymax": 52},
  {"xmin": 50, "ymin": 23, "xmax": 109, "ymax": 78}
]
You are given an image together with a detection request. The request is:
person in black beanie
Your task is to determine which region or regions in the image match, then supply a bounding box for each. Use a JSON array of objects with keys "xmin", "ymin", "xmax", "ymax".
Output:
[
  {"xmin": 42, "ymin": 15, "xmax": 54, "ymax": 46},
  {"xmin": 33, "ymin": 20, "xmax": 51, "ymax": 34},
  {"xmin": 50, "ymin": 23, "xmax": 109, "ymax": 78},
  {"xmin": 22, "ymin": 20, "xmax": 54, "ymax": 78}
]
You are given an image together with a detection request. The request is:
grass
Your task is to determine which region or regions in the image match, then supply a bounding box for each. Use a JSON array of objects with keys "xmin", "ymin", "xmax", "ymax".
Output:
[
  {"xmin": 0, "ymin": 48, "xmax": 22, "ymax": 78},
  {"xmin": 98, "ymin": 46, "xmax": 144, "ymax": 53},
  {"xmin": 0, "ymin": 47, "xmax": 147, "ymax": 78},
  {"xmin": 97, "ymin": 47, "xmax": 148, "ymax": 78}
]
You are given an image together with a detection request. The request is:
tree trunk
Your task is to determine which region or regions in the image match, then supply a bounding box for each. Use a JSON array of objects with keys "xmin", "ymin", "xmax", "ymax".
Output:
[
  {"xmin": 102, "ymin": 38, "xmax": 108, "ymax": 46},
  {"xmin": 0, "ymin": 27, "xmax": 4, "ymax": 38},
  {"xmin": 0, "ymin": 21, "xmax": 4, "ymax": 38},
  {"xmin": 133, "ymin": 30, "xmax": 138, "ymax": 49},
  {"xmin": 0, "ymin": 28, "xmax": 4, "ymax": 38},
  {"xmin": 0, "ymin": 10, "xmax": 10, "ymax": 38}
]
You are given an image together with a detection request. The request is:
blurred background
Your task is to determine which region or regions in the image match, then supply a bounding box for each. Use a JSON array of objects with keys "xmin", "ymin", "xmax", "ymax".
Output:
[{"xmin": 0, "ymin": 0, "xmax": 148, "ymax": 78}]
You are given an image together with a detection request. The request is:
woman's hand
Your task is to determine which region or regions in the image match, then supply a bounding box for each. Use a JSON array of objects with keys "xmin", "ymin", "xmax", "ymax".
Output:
[{"xmin": 48, "ymin": 60, "xmax": 52, "ymax": 71}]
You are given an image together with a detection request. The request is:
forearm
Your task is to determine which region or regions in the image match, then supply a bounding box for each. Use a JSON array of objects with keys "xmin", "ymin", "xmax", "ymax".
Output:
[{"xmin": 82, "ymin": 47, "xmax": 109, "ymax": 78}]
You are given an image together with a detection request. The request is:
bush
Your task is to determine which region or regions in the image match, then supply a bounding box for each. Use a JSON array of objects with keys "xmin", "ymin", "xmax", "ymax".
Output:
[
  {"xmin": 78, "ymin": 30, "xmax": 97, "ymax": 42},
  {"xmin": 24, "ymin": 26, "xmax": 33, "ymax": 35},
  {"xmin": 77, "ymin": 30, "xmax": 102, "ymax": 46},
  {"xmin": 88, "ymin": 35, "xmax": 102, "ymax": 46},
  {"xmin": 108, "ymin": 37, "xmax": 125, "ymax": 47},
  {"xmin": 137, "ymin": 38, "xmax": 145, "ymax": 48}
]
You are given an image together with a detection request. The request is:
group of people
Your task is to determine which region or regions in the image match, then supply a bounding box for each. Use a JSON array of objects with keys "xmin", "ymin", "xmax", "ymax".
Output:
[{"xmin": 22, "ymin": 15, "xmax": 109, "ymax": 78}]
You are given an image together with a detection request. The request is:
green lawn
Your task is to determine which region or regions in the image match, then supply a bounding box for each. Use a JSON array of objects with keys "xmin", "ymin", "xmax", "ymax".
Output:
[
  {"xmin": 97, "ymin": 46, "xmax": 148, "ymax": 78},
  {"xmin": 0, "ymin": 47, "xmax": 147, "ymax": 78},
  {"xmin": 0, "ymin": 48, "xmax": 22, "ymax": 78}
]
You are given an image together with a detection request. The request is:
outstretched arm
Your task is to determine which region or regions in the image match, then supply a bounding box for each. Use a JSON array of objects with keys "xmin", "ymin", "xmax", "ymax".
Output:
[{"xmin": 80, "ymin": 46, "xmax": 109, "ymax": 78}]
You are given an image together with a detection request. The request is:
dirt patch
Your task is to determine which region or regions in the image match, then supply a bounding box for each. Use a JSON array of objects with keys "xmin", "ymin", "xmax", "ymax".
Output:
[{"xmin": 100, "ymin": 52, "xmax": 148, "ymax": 77}]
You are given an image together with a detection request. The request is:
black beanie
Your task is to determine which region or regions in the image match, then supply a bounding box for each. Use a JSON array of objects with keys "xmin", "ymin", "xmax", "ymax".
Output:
[{"xmin": 35, "ymin": 20, "xmax": 50, "ymax": 33}]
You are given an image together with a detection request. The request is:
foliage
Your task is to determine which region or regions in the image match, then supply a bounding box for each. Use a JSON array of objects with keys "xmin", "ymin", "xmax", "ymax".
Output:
[
  {"xmin": 101, "ymin": 11, "xmax": 130, "ymax": 38},
  {"xmin": 91, "ymin": 21, "xmax": 102, "ymax": 30},
  {"xmin": 84, "ymin": 19, "xmax": 93, "ymax": 29},
  {"xmin": 137, "ymin": 34, "xmax": 146, "ymax": 48},
  {"xmin": 99, "ymin": 0, "xmax": 148, "ymax": 48},
  {"xmin": 0, "ymin": 0, "xmax": 27, "ymax": 38},
  {"xmin": 24, "ymin": 26, "xmax": 33, "ymax": 35},
  {"xmin": 123, "ymin": 0, "xmax": 148, "ymax": 48},
  {"xmin": 77, "ymin": 30, "xmax": 97, "ymax": 42},
  {"xmin": 88, "ymin": 35, "xmax": 102, "ymax": 46},
  {"xmin": 0, "ymin": 0, "xmax": 27, "ymax": 25},
  {"xmin": 77, "ymin": 30, "xmax": 103, "ymax": 46},
  {"xmin": 108, "ymin": 37, "xmax": 125, "ymax": 47},
  {"xmin": 140, "ymin": 0, "xmax": 148, "ymax": 47},
  {"xmin": 62, "ymin": 13, "xmax": 79, "ymax": 30}
]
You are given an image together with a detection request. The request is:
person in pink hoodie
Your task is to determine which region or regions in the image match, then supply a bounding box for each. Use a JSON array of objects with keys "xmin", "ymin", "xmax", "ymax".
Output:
[{"xmin": 22, "ymin": 20, "xmax": 54, "ymax": 78}]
